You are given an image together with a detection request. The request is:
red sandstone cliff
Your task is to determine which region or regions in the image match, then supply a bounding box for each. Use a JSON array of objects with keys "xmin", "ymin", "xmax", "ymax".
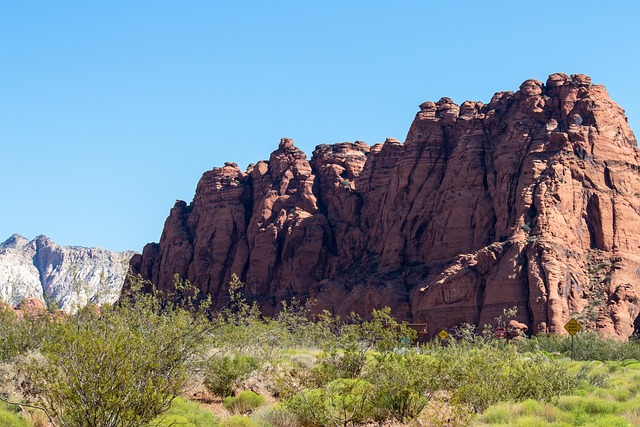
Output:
[{"xmin": 129, "ymin": 73, "xmax": 640, "ymax": 338}]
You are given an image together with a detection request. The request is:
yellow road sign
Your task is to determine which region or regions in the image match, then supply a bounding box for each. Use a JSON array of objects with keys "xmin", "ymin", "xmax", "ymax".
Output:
[
  {"xmin": 564, "ymin": 318, "xmax": 582, "ymax": 335},
  {"xmin": 438, "ymin": 329, "xmax": 449, "ymax": 340}
]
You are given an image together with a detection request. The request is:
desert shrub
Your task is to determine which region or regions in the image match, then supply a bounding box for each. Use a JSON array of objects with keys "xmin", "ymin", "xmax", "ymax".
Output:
[
  {"xmin": 220, "ymin": 415, "xmax": 259, "ymax": 427},
  {"xmin": 438, "ymin": 345, "xmax": 506, "ymax": 413},
  {"xmin": 311, "ymin": 349, "xmax": 367, "ymax": 383},
  {"xmin": 448, "ymin": 321, "xmax": 510, "ymax": 347},
  {"xmin": 0, "ymin": 352, "xmax": 44, "ymax": 403},
  {"xmin": 213, "ymin": 316, "xmax": 286, "ymax": 364},
  {"xmin": 204, "ymin": 355, "xmax": 260, "ymax": 397},
  {"xmin": 306, "ymin": 308, "xmax": 416, "ymax": 384},
  {"xmin": 428, "ymin": 343, "xmax": 576, "ymax": 413},
  {"xmin": 557, "ymin": 394, "xmax": 620, "ymax": 415},
  {"xmin": 518, "ymin": 332, "xmax": 640, "ymax": 361},
  {"xmin": 24, "ymin": 277, "xmax": 213, "ymax": 427},
  {"xmin": 285, "ymin": 378, "xmax": 375, "ymax": 427},
  {"xmin": 223, "ymin": 390, "xmax": 266, "ymax": 414},
  {"xmin": 251, "ymin": 405, "xmax": 300, "ymax": 427},
  {"xmin": 270, "ymin": 352, "xmax": 322, "ymax": 401},
  {"xmin": 365, "ymin": 352, "xmax": 441, "ymax": 422},
  {"xmin": 275, "ymin": 302, "xmax": 336, "ymax": 349},
  {"xmin": 508, "ymin": 353, "xmax": 578, "ymax": 401},
  {"xmin": 575, "ymin": 362, "xmax": 611, "ymax": 388},
  {"xmin": 337, "ymin": 308, "xmax": 417, "ymax": 354},
  {"xmin": 574, "ymin": 333, "xmax": 640, "ymax": 361},
  {"xmin": 0, "ymin": 307, "xmax": 51, "ymax": 363},
  {"xmin": 304, "ymin": 310, "xmax": 352, "ymax": 350},
  {"xmin": 212, "ymin": 276, "xmax": 305, "ymax": 363},
  {"xmin": 153, "ymin": 397, "xmax": 219, "ymax": 427},
  {"xmin": 214, "ymin": 277, "xmax": 414, "ymax": 369}
]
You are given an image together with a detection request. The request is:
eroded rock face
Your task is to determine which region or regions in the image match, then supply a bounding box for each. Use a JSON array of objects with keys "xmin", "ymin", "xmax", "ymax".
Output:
[
  {"xmin": 129, "ymin": 74, "xmax": 640, "ymax": 338},
  {"xmin": 0, "ymin": 234, "xmax": 135, "ymax": 312}
]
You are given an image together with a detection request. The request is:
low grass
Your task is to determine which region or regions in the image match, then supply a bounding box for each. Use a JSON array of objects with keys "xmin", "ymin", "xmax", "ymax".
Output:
[
  {"xmin": 223, "ymin": 390, "xmax": 266, "ymax": 414},
  {"xmin": 152, "ymin": 396, "xmax": 219, "ymax": 427},
  {"xmin": 220, "ymin": 415, "xmax": 259, "ymax": 427},
  {"xmin": 474, "ymin": 360, "xmax": 640, "ymax": 426},
  {"xmin": 251, "ymin": 405, "xmax": 300, "ymax": 427},
  {"xmin": 0, "ymin": 402, "xmax": 31, "ymax": 427}
]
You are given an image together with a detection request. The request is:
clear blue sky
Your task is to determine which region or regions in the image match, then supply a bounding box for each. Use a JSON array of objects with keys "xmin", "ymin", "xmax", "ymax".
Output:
[{"xmin": 2, "ymin": 1, "xmax": 639, "ymax": 252}]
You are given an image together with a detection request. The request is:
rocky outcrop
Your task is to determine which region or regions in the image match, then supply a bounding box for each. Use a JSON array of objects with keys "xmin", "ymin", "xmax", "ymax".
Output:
[
  {"xmin": 0, "ymin": 234, "xmax": 135, "ymax": 311},
  {"xmin": 129, "ymin": 74, "xmax": 640, "ymax": 338}
]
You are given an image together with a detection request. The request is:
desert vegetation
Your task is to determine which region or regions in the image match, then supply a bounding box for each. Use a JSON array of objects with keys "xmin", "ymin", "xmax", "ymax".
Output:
[{"xmin": 2, "ymin": 275, "xmax": 640, "ymax": 426}]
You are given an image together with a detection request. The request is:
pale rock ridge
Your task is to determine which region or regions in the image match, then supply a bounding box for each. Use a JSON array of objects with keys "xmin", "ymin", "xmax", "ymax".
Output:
[
  {"xmin": 0, "ymin": 234, "xmax": 134, "ymax": 311},
  {"xmin": 129, "ymin": 73, "xmax": 640, "ymax": 338}
]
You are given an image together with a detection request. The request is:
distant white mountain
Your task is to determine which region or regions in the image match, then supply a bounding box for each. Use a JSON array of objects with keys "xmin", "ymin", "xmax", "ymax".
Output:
[{"xmin": 0, "ymin": 234, "xmax": 135, "ymax": 312}]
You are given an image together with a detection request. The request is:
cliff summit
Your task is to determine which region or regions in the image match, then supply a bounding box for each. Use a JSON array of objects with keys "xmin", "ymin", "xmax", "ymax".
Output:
[{"xmin": 129, "ymin": 73, "xmax": 640, "ymax": 338}]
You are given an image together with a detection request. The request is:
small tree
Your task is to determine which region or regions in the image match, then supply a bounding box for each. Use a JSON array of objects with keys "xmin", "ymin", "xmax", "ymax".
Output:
[
  {"xmin": 366, "ymin": 352, "xmax": 441, "ymax": 422},
  {"xmin": 27, "ymin": 275, "xmax": 212, "ymax": 427},
  {"xmin": 286, "ymin": 378, "xmax": 375, "ymax": 427},
  {"xmin": 203, "ymin": 355, "xmax": 259, "ymax": 397},
  {"xmin": 0, "ymin": 303, "xmax": 50, "ymax": 363}
]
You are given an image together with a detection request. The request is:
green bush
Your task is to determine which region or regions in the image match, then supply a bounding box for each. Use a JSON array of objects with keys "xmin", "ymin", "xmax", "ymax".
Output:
[
  {"xmin": 25, "ymin": 279, "xmax": 213, "ymax": 427},
  {"xmin": 428, "ymin": 344, "xmax": 576, "ymax": 413},
  {"xmin": 557, "ymin": 395, "xmax": 620, "ymax": 415},
  {"xmin": 286, "ymin": 378, "xmax": 375, "ymax": 427},
  {"xmin": 204, "ymin": 355, "xmax": 260, "ymax": 397},
  {"xmin": 223, "ymin": 390, "xmax": 266, "ymax": 414},
  {"xmin": 213, "ymin": 275, "xmax": 291, "ymax": 363},
  {"xmin": 276, "ymin": 301, "xmax": 335, "ymax": 349},
  {"xmin": 518, "ymin": 332, "xmax": 640, "ymax": 361},
  {"xmin": 311, "ymin": 349, "xmax": 367, "ymax": 384},
  {"xmin": 251, "ymin": 405, "xmax": 299, "ymax": 427},
  {"xmin": 365, "ymin": 352, "xmax": 440, "ymax": 422},
  {"xmin": 306, "ymin": 308, "xmax": 417, "ymax": 385},
  {"xmin": 220, "ymin": 415, "xmax": 259, "ymax": 427},
  {"xmin": 0, "ymin": 306, "xmax": 51, "ymax": 363},
  {"xmin": 575, "ymin": 362, "xmax": 611, "ymax": 388},
  {"xmin": 153, "ymin": 397, "xmax": 219, "ymax": 426}
]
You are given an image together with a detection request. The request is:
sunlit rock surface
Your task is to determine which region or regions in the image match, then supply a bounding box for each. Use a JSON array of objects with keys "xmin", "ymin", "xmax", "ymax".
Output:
[
  {"xmin": 0, "ymin": 234, "xmax": 134, "ymax": 311},
  {"xmin": 129, "ymin": 74, "xmax": 640, "ymax": 338}
]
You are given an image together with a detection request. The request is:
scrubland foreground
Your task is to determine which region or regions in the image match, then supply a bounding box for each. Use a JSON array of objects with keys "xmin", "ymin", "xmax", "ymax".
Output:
[{"xmin": 2, "ymin": 275, "xmax": 640, "ymax": 427}]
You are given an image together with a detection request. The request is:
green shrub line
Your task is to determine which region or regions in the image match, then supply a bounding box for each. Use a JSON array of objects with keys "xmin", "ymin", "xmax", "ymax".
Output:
[
  {"xmin": 3, "ymin": 274, "xmax": 640, "ymax": 426},
  {"xmin": 516, "ymin": 331, "xmax": 640, "ymax": 361}
]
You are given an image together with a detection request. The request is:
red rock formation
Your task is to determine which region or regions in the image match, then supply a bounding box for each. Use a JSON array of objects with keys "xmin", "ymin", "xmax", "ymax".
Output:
[
  {"xmin": 14, "ymin": 297, "xmax": 47, "ymax": 318},
  {"xmin": 129, "ymin": 74, "xmax": 640, "ymax": 338}
]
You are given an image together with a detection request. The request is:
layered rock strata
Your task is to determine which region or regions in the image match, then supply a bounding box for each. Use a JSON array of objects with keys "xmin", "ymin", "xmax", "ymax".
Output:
[{"xmin": 130, "ymin": 74, "xmax": 640, "ymax": 338}]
